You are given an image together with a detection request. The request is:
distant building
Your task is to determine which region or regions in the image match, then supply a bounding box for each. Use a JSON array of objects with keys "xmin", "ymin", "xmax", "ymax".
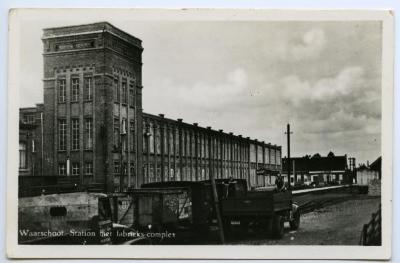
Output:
[
  {"xmin": 282, "ymin": 153, "xmax": 351, "ymax": 186},
  {"xmin": 356, "ymin": 156, "xmax": 381, "ymax": 185},
  {"xmin": 369, "ymin": 156, "xmax": 382, "ymax": 179}
]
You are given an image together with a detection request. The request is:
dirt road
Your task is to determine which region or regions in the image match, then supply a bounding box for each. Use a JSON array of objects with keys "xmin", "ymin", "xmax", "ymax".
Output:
[{"xmin": 227, "ymin": 196, "xmax": 380, "ymax": 245}]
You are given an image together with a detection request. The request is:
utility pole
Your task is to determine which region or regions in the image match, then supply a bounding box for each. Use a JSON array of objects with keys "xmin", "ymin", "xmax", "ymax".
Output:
[
  {"xmin": 208, "ymin": 127, "xmax": 225, "ymax": 244},
  {"xmin": 285, "ymin": 124, "xmax": 293, "ymax": 189}
]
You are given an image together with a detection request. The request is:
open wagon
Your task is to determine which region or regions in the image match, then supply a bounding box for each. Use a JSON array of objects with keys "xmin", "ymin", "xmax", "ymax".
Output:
[
  {"xmin": 130, "ymin": 187, "xmax": 191, "ymax": 231},
  {"xmin": 140, "ymin": 181, "xmax": 215, "ymax": 230}
]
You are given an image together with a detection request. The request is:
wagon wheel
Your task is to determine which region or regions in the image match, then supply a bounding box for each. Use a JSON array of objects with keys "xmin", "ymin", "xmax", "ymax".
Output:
[
  {"xmin": 290, "ymin": 211, "xmax": 300, "ymax": 230},
  {"xmin": 271, "ymin": 215, "xmax": 285, "ymax": 239}
]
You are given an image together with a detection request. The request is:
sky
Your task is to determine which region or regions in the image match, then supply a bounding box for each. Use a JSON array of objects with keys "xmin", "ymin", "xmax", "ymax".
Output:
[{"xmin": 18, "ymin": 15, "xmax": 382, "ymax": 165}]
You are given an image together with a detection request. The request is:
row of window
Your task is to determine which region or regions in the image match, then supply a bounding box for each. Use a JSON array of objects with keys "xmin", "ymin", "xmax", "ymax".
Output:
[
  {"xmin": 58, "ymin": 77, "xmax": 93, "ymax": 103},
  {"xmin": 58, "ymin": 118, "xmax": 93, "ymax": 151},
  {"xmin": 113, "ymin": 162, "xmax": 135, "ymax": 175},
  {"xmin": 142, "ymin": 127, "xmax": 281, "ymax": 164},
  {"xmin": 58, "ymin": 162, "xmax": 93, "ymax": 176},
  {"xmin": 113, "ymin": 78, "xmax": 136, "ymax": 106},
  {"xmin": 58, "ymin": 161, "xmax": 136, "ymax": 176},
  {"xmin": 21, "ymin": 114, "xmax": 36, "ymax": 124}
]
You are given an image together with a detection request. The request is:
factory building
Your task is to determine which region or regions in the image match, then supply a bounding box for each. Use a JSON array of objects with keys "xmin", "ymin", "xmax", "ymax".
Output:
[
  {"xmin": 19, "ymin": 22, "xmax": 282, "ymax": 192},
  {"xmin": 142, "ymin": 113, "xmax": 282, "ymax": 188}
]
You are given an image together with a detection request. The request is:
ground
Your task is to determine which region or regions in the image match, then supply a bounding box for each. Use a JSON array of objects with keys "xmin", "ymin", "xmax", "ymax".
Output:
[{"xmin": 226, "ymin": 195, "xmax": 380, "ymax": 245}]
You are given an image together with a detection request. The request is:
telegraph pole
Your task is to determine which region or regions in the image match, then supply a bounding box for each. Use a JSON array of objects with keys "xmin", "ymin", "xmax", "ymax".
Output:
[
  {"xmin": 285, "ymin": 124, "xmax": 293, "ymax": 189},
  {"xmin": 208, "ymin": 127, "xmax": 225, "ymax": 244}
]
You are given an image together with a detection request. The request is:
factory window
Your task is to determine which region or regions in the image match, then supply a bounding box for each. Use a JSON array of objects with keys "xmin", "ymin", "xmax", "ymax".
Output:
[
  {"xmin": 250, "ymin": 144, "xmax": 256, "ymax": 163},
  {"xmin": 200, "ymin": 136, "xmax": 204, "ymax": 158},
  {"xmin": 175, "ymin": 129, "xmax": 179, "ymax": 156},
  {"xmin": 130, "ymin": 163, "xmax": 135, "ymax": 176},
  {"xmin": 58, "ymin": 79, "xmax": 66, "ymax": 103},
  {"xmin": 71, "ymin": 162, "xmax": 80, "ymax": 176},
  {"xmin": 114, "ymin": 161, "xmax": 120, "ymax": 174},
  {"xmin": 192, "ymin": 134, "xmax": 196, "ymax": 157},
  {"xmin": 84, "ymin": 77, "xmax": 93, "ymax": 101},
  {"xmin": 71, "ymin": 119, "xmax": 80, "ymax": 150},
  {"xmin": 186, "ymin": 133, "xmax": 191, "ymax": 157},
  {"xmin": 129, "ymin": 85, "xmax": 135, "ymax": 107},
  {"xmin": 84, "ymin": 118, "xmax": 93, "ymax": 150},
  {"xmin": 169, "ymin": 130, "xmax": 174, "ymax": 154},
  {"xmin": 71, "ymin": 78, "xmax": 79, "ymax": 102},
  {"xmin": 85, "ymin": 162, "xmax": 93, "ymax": 175},
  {"xmin": 182, "ymin": 131, "xmax": 186, "ymax": 157},
  {"xmin": 113, "ymin": 118, "xmax": 120, "ymax": 149},
  {"xmin": 155, "ymin": 127, "xmax": 161, "ymax": 154},
  {"xmin": 205, "ymin": 137, "xmax": 209, "ymax": 158},
  {"xmin": 276, "ymin": 150, "xmax": 281, "ymax": 165},
  {"xmin": 149, "ymin": 125, "xmax": 155, "ymax": 154},
  {"xmin": 143, "ymin": 126, "xmax": 148, "ymax": 153},
  {"xmin": 23, "ymin": 114, "xmax": 35, "ymax": 124},
  {"xmin": 58, "ymin": 119, "xmax": 67, "ymax": 151},
  {"xmin": 265, "ymin": 148, "xmax": 270, "ymax": 164},
  {"xmin": 270, "ymin": 149, "xmax": 276, "ymax": 165},
  {"xmin": 19, "ymin": 142, "xmax": 27, "ymax": 169},
  {"xmin": 257, "ymin": 146, "xmax": 263, "ymax": 163},
  {"xmin": 122, "ymin": 81, "xmax": 127, "ymax": 104},
  {"xmin": 163, "ymin": 129, "xmax": 168, "ymax": 154},
  {"xmin": 113, "ymin": 78, "xmax": 119, "ymax": 103},
  {"xmin": 130, "ymin": 121, "xmax": 135, "ymax": 152},
  {"xmin": 31, "ymin": 139, "xmax": 36, "ymax": 153}
]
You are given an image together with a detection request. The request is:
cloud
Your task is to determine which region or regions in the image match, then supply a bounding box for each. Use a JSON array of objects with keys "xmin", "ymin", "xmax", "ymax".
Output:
[
  {"xmin": 165, "ymin": 68, "xmax": 248, "ymax": 109},
  {"xmin": 278, "ymin": 28, "xmax": 327, "ymax": 61},
  {"xmin": 281, "ymin": 66, "xmax": 365, "ymax": 105}
]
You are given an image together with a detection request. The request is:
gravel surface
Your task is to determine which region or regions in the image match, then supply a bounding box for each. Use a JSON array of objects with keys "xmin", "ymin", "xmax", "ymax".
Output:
[{"xmin": 227, "ymin": 195, "xmax": 380, "ymax": 245}]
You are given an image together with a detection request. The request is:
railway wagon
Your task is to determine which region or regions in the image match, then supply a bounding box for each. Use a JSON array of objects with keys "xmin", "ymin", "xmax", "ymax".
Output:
[{"xmin": 141, "ymin": 181, "xmax": 214, "ymax": 229}]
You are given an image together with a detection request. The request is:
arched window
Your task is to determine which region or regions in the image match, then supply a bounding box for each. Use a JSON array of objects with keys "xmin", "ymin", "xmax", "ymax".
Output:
[{"xmin": 19, "ymin": 142, "xmax": 27, "ymax": 169}]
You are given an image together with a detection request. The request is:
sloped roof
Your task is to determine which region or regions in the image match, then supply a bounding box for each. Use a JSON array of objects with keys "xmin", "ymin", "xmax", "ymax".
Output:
[{"xmin": 369, "ymin": 156, "xmax": 381, "ymax": 172}]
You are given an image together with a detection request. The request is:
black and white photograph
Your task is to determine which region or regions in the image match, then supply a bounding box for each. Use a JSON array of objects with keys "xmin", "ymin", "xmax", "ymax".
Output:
[{"xmin": 7, "ymin": 9, "xmax": 393, "ymax": 259}]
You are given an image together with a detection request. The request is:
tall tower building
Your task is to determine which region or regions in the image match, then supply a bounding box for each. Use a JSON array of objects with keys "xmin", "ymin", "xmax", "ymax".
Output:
[{"xmin": 41, "ymin": 22, "xmax": 143, "ymax": 192}]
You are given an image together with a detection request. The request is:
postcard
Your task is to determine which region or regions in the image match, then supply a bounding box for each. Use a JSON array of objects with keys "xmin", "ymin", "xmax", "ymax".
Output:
[{"xmin": 7, "ymin": 8, "xmax": 393, "ymax": 259}]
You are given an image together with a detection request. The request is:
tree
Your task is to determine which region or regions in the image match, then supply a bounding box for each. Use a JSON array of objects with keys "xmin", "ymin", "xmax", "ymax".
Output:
[{"xmin": 327, "ymin": 151, "xmax": 335, "ymax": 157}]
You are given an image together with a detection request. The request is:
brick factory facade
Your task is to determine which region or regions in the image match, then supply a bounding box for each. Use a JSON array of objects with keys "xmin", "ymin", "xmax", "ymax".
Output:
[{"xmin": 19, "ymin": 22, "xmax": 282, "ymax": 192}]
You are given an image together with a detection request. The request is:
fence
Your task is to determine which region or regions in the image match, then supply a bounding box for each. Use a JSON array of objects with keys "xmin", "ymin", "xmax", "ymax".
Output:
[{"xmin": 359, "ymin": 205, "xmax": 381, "ymax": 246}]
